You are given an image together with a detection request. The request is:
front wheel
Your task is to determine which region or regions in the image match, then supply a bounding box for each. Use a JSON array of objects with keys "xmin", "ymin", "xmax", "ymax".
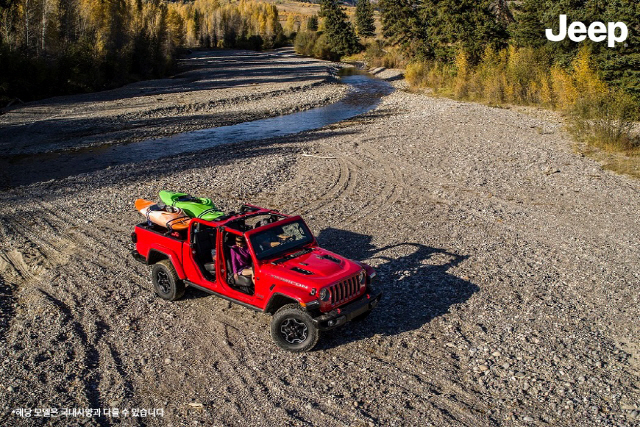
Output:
[
  {"xmin": 151, "ymin": 260, "xmax": 185, "ymax": 301},
  {"xmin": 270, "ymin": 304, "xmax": 319, "ymax": 352}
]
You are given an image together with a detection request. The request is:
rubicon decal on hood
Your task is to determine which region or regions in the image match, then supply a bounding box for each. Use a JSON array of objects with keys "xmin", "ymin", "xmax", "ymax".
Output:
[{"xmin": 268, "ymin": 275, "xmax": 308, "ymax": 289}]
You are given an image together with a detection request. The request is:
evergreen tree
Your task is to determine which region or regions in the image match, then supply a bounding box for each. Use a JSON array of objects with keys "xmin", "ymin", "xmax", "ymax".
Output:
[
  {"xmin": 596, "ymin": 0, "xmax": 640, "ymax": 99},
  {"xmin": 306, "ymin": 14, "xmax": 318, "ymax": 31},
  {"xmin": 379, "ymin": 0, "xmax": 414, "ymax": 45},
  {"xmin": 378, "ymin": 0, "xmax": 426, "ymax": 53},
  {"xmin": 509, "ymin": 0, "xmax": 545, "ymax": 48},
  {"xmin": 319, "ymin": 0, "xmax": 360, "ymax": 57},
  {"xmin": 510, "ymin": 0, "xmax": 640, "ymax": 100},
  {"xmin": 420, "ymin": 0, "xmax": 508, "ymax": 63},
  {"xmin": 355, "ymin": 0, "xmax": 375, "ymax": 38}
]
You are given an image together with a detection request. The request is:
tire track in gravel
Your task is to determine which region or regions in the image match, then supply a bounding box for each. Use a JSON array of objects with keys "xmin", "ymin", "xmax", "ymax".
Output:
[
  {"xmin": 39, "ymin": 290, "xmax": 110, "ymax": 427},
  {"xmin": 343, "ymin": 349, "xmax": 492, "ymax": 425},
  {"xmin": 44, "ymin": 265, "xmax": 127, "ymax": 367},
  {"xmin": 34, "ymin": 200, "xmax": 129, "ymax": 270},
  {"xmin": 294, "ymin": 143, "xmax": 406, "ymax": 226},
  {"xmin": 6, "ymin": 198, "xmax": 149, "ymax": 292},
  {"xmin": 126, "ymin": 80, "xmax": 331, "ymax": 121},
  {"xmin": 0, "ymin": 275, "xmax": 15, "ymax": 346},
  {"xmin": 39, "ymin": 244, "xmax": 144, "ymax": 417},
  {"xmin": 0, "ymin": 199, "xmax": 143, "ymax": 425},
  {"xmin": 0, "ymin": 207, "xmax": 77, "ymax": 276},
  {"xmin": 341, "ymin": 144, "xmax": 406, "ymax": 226},
  {"xmin": 192, "ymin": 303, "xmax": 353, "ymax": 426},
  {"xmin": 0, "ymin": 249, "xmax": 43, "ymax": 282},
  {"xmin": 297, "ymin": 156, "xmax": 355, "ymax": 217},
  {"xmin": 217, "ymin": 323, "xmax": 273, "ymax": 425},
  {"xmin": 199, "ymin": 312, "xmax": 320, "ymax": 426},
  {"xmin": 271, "ymin": 140, "xmax": 491, "ymax": 425}
]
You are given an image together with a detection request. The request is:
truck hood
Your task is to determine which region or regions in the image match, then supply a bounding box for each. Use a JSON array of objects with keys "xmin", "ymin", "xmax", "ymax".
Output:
[{"xmin": 260, "ymin": 247, "xmax": 362, "ymax": 288}]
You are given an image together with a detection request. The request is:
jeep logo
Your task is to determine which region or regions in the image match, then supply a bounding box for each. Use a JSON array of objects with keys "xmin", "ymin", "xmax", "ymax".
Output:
[{"xmin": 546, "ymin": 15, "xmax": 628, "ymax": 47}]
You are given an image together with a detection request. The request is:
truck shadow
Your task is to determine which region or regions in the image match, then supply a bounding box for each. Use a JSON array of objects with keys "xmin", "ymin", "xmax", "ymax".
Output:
[{"xmin": 315, "ymin": 228, "xmax": 478, "ymax": 349}]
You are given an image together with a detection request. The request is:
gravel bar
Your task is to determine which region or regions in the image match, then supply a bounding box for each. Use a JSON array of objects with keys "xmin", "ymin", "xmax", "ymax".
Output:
[{"xmin": 0, "ymin": 49, "xmax": 638, "ymax": 427}]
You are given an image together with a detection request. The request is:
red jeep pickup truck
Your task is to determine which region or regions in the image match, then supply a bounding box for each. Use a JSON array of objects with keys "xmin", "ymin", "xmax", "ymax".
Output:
[{"xmin": 131, "ymin": 204, "xmax": 381, "ymax": 352}]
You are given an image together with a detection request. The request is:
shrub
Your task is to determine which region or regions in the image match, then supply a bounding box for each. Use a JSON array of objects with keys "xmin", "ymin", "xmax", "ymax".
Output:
[
  {"xmin": 570, "ymin": 90, "xmax": 639, "ymax": 151},
  {"xmin": 294, "ymin": 31, "xmax": 319, "ymax": 56},
  {"xmin": 403, "ymin": 44, "xmax": 639, "ymax": 152},
  {"xmin": 364, "ymin": 42, "xmax": 408, "ymax": 69},
  {"xmin": 312, "ymin": 33, "xmax": 340, "ymax": 61}
]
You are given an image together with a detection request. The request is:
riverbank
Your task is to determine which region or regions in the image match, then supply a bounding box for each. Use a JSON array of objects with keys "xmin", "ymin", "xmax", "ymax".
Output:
[{"xmin": 0, "ymin": 49, "xmax": 347, "ymax": 157}]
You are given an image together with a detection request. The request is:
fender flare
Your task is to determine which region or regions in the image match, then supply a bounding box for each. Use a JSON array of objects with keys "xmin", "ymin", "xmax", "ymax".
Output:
[
  {"xmin": 147, "ymin": 246, "xmax": 186, "ymax": 280},
  {"xmin": 265, "ymin": 286, "xmax": 311, "ymax": 314}
]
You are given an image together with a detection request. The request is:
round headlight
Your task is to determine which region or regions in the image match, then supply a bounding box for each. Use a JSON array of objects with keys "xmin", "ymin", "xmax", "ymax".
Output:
[
  {"xmin": 359, "ymin": 271, "xmax": 366, "ymax": 285},
  {"xmin": 319, "ymin": 288, "xmax": 330, "ymax": 301}
]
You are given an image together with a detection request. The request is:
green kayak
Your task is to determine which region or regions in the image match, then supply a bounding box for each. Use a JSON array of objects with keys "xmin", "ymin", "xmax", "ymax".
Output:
[{"xmin": 159, "ymin": 191, "xmax": 224, "ymax": 221}]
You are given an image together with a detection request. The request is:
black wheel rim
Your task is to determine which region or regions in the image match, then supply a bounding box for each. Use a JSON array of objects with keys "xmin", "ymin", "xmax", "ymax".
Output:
[
  {"xmin": 156, "ymin": 270, "xmax": 171, "ymax": 295},
  {"xmin": 280, "ymin": 318, "xmax": 308, "ymax": 344}
]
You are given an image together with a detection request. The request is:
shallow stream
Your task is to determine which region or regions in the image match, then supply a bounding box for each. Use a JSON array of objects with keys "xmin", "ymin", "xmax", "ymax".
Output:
[{"xmin": 1, "ymin": 73, "xmax": 393, "ymax": 187}]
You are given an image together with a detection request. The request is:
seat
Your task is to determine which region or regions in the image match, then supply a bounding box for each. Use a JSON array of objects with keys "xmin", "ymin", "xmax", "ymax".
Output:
[
  {"xmin": 193, "ymin": 226, "xmax": 216, "ymax": 279},
  {"xmin": 225, "ymin": 242, "xmax": 254, "ymax": 295},
  {"xmin": 204, "ymin": 262, "xmax": 216, "ymax": 274}
]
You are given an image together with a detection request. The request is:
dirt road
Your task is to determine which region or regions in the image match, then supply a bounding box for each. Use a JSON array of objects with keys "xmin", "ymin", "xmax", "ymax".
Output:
[{"xmin": 0, "ymin": 50, "xmax": 638, "ymax": 426}]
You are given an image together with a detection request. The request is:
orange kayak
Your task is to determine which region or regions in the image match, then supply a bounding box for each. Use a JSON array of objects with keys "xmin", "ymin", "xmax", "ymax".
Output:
[{"xmin": 135, "ymin": 199, "xmax": 191, "ymax": 231}]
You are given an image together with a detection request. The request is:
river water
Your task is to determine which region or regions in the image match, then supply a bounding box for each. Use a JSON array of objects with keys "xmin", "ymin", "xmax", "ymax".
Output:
[{"xmin": 1, "ymin": 73, "xmax": 393, "ymax": 187}]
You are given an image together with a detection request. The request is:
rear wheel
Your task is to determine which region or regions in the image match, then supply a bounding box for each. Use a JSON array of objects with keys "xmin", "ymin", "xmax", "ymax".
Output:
[
  {"xmin": 152, "ymin": 260, "xmax": 185, "ymax": 301},
  {"xmin": 271, "ymin": 304, "xmax": 319, "ymax": 352}
]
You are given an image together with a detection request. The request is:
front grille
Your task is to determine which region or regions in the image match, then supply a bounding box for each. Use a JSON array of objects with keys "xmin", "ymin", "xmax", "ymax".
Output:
[{"xmin": 329, "ymin": 275, "xmax": 361, "ymax": 306}]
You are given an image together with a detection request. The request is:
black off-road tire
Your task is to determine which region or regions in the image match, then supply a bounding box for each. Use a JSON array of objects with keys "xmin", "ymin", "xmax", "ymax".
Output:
[
  {"xmin": 271, "ymin": 304, "xmax": 319, "ymax": 352},
  {"xmin": 152, "ymin": 260, "xmax": 185, "ymax": 301}
]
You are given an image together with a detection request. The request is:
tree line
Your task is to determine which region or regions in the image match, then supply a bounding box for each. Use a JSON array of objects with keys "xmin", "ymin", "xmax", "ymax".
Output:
[
  {"xmin": 298, "ymin": 0, "xmax": 638, "ymax": 96},
  {"xmin": 293, "ymin": 0, "xmax": 639, "ymax": 151},
  {"xmin": 0, "ymin": 0, "xmax": 284, "ymax": 103}
]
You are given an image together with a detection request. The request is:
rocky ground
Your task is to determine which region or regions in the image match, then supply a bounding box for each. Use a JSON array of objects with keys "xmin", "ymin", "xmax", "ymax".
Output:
[
  {"xmin": 0, "ymin": 49, "xmax": 639, "ymax": 426},
  {"xmin": 0, "ymin": 49, "xmax": 346, "ymax": 157}
]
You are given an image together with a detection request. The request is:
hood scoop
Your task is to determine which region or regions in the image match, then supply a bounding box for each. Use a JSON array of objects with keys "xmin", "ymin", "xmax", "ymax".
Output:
[
  {"xmin": 316, "ymin": 254, "xmax": 341, "ymax": 264},
  {"xmin": 291, "ymin": 267, "xmax": 313, "ymax": 275}
]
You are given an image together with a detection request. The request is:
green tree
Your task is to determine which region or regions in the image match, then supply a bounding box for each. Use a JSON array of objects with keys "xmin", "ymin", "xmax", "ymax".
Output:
[
  {"xmin": 379, "ymin": 0, "xmax": 414, "ymax": 43},
  {"xmin": 306, "ymin": 14, "xmax": 318, "ymax": 31},
  {"xmin": 420, "ymin": 0, "xmax": 508, "ymax": 63},
  {"xmin": 378, "ymin": 0, "xmax": 427, "ymax": 55},
  {"xmin": 355, "ymin": 0, "xmax": 375, "ymax": 38},
  {"xmin": 511, "ymin": 0, "xmax": 640, "ymax": 100},
  {"xmin": 509, "ymin": 0, "xmax": 545, "ymax": 48},
  {"xmin": 319, "ymin": 0, "xmax": 360, "ymax": 57}
]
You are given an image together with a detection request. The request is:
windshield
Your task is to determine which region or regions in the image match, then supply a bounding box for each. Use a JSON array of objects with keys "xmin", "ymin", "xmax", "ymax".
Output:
[{"xmin": 249, "ymin": 220, "xmax": 314, "ymax": 260}]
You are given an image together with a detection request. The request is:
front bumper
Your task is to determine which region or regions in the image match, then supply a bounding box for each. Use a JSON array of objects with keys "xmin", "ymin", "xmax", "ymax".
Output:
[{"xmin": 312, "ymin": 290, "xmax": 382, "ymax": 331}]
